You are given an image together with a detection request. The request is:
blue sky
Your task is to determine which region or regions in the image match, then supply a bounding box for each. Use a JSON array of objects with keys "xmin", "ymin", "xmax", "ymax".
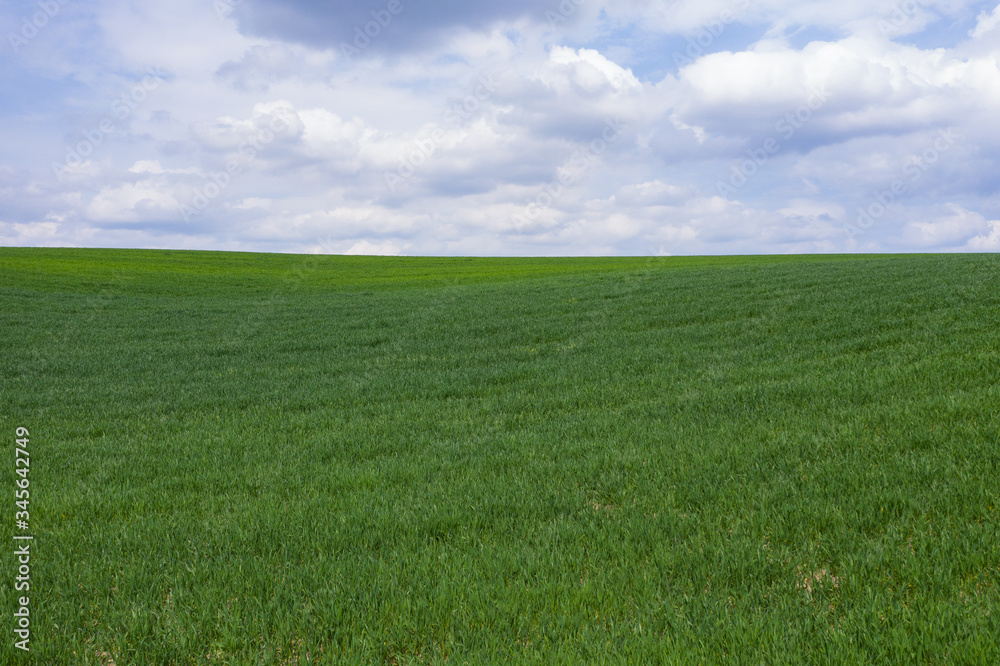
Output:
[{"xmin": 1, "ymin": 0, "xmax": 998, "ymax": 255}]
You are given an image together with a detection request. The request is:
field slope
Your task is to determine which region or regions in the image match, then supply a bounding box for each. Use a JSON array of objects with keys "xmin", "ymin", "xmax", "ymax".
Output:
[{"xmin": 1, "ymin": 249, "xmax": 999, "ymax": 663}]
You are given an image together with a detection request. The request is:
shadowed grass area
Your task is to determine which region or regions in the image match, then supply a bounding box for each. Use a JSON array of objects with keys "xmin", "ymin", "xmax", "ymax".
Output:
[{"xmin": 1, "ymin": 249, "xmax": 998, "ymax": 663}]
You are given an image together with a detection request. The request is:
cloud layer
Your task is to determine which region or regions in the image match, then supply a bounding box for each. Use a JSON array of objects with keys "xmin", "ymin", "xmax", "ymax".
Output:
[{"xmin": 1, "ymin": 0, "xmax": 998, "ymax": 255}]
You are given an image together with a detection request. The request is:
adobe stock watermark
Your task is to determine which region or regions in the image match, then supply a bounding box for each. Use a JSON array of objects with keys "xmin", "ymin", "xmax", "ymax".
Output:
[
  {"xmin": 178, "ymin": 109, "xmax": 295, "ymax": 222},
  {"xmin": 511, "ymin": 117, "xmax": 629, "ymax": 229},
  {"xmin": 545, "ymin": 0, "xmax": 584, "ymax": 28},
  {"xmin": 7, "ymin": 0, "xmax": 70, "ymax": 54},
  {"xmin": 214, "ymin": 0, "xmax": 245, "ymax": 21},
  {"xmin": 878, "ymin": 0, "xmax": 931, "ymax": 35},
  {"xmin": 845, "ymin": 128, "xmax": 960, "ymax": 239},
  {"xmin": 340, "ymin": 0, "xmax": 415, "ymax": 61},
  {"xmin": 52, "ymin": 67, "xmax": 166, "ymax": 182},
  {"xmin": 716, "ymin": 86, "xmax": 830, "ymax": 198},
  {"xmin": 673, "ymin": 0, "xmax": 750, "ymax": 68},
  {"xmin": 384, "ymin": 70, "xmax": 502, "ymax": 192},
  {"xmin": 13, "ymin": 426, "xmax": 33, "ymax": 652}
]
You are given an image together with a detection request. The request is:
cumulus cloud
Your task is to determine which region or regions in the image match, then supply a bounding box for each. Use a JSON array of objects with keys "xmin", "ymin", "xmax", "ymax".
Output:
[
  {"xmin": 970, "ymin": 3, "xmax": 1000, "ymax": 38},
  {"xmin": 542, "ymin": 47, "xmax": 642, "ymax": 96},
  {"xmin": 0, "ymin": 0, "xmax": 998, "ymax": 255},
  {"xmin": 899, "ymin": 204, "xmax": 995, "ymax": 248}
]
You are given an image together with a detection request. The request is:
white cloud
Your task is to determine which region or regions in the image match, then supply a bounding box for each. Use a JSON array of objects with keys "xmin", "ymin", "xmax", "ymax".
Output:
[
  {"xmin": 85, "ymin": 179, "xmax": 185, "ymax": 223},
  {"xmin": 900, "ymin": 205, "xmax": 994, "ymax": 248},
  {"xmin": 0, "ymin": 221, "xmax": 63, "ymax": 246},
  {"xmin": 965, "ymin": 220, "xmax": 1000, "ymax": 250},
  {"xmin": 0, "ymin": 0, "xmax": 997, "ymax": 256},
  {"xmin": 128, "ymin": 161, "xmax": 201, "ymax": 175},
  {"xmin": 343, "ymin": 240, "xmax": 408, "ymax": 256},
  {"xmin": 542, "ymin": 47, "xmax": 642, "ymax": 95},
  {"xmin": 970, "ymin": 3, "xmax": 1000, "ymax": 39}
]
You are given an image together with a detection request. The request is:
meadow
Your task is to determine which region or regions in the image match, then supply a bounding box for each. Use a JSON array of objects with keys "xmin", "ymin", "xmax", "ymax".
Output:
[{"xmin": 1, "ymin": 248, "xmax": 998, "ymax": 663}]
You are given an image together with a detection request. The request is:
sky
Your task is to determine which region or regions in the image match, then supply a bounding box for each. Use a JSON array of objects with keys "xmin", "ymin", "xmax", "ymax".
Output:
[{"xmin": 1, "ymin": 0, "xmax": 998, "ymax": 256}]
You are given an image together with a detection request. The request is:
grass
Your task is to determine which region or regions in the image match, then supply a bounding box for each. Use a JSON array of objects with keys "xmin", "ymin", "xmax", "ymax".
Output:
[{"xmin": 1, "ymin": 248, "xmax": 998, "ymax": 663}]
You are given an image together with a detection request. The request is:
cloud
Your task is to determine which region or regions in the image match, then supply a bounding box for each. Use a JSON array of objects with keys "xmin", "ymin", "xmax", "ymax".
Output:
[
  {"xmin": 970, "ymin": 3, "xmax": 1000, "ymax": 38},
  {"xmin": 899, "ymin": 204, "xmax": 994, "ymax": 248},
  {"xmin": 85, "ymin": 179, "xmax": 186, "ymax": 223},
  {"xmin": 128, "ymin": 160, "xmax": 201, "ymax": 175},
  {"xmin": 215, "ymin": 44, "xmax": 309, "ymax": 92},
  {"xmin": 1, "ymin": 0, "xmax": 998, "ymax": 256},
  {"xmin": 965, "ymin": 220, "xmax": 1000, "ymax": 250},
  {"xmin": 229, "ymin": 0, "xmax": 547, "ymax": 54},
  {"xmin": 342, "ymin": 239, "xmax": 409, "ymax": 255},
  {"xmin": 542, "ymin": 47, "xmax": 642, "ymax": 96}
]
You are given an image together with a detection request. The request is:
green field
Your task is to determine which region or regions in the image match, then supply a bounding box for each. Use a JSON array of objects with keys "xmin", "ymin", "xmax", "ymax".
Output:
[{"xmin": 1, "ymin": 249, "xmax": 999, "ymax": 663}]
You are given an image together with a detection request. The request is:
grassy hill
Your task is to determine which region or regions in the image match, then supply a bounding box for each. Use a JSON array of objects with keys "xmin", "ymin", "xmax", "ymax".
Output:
[{"xmin": 2, "ymin": 249, "xmax": 998, "ymax": 663}]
